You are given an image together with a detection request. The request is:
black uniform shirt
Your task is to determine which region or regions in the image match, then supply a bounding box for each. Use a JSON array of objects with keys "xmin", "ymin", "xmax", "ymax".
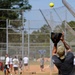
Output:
[{"xmin": 52, "ymin": 52, "xmax": 74, "ymax": 75}]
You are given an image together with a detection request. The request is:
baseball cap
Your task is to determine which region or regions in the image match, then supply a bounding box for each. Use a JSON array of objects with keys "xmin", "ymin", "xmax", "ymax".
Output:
[{"xmin": 57, "ymin": 45, "xmax": 65, "ymax": 59}]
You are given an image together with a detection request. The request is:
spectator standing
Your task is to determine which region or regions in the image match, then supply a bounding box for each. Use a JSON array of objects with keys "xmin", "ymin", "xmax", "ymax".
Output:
[
  {"xmin": 23, "ymin": 56, "xmax": 29, "ymax": 71},
  {"xmin": 40, "ymin": 57, "xmax": 44, "ymax": 72},
  {"xmin": 13, "ymin": 56, "xmax": 19, "ymax": 74},
  {"xmin": 4, "ymin": 54, "xmax": 10, "ymax": 75}
]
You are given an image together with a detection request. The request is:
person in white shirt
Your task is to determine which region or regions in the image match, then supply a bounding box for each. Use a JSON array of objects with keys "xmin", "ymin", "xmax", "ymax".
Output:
[
  {"xmin": 13, "ymin": 56, "xmax": 19, "ymax": 74},
  {"xmin": 23, "ymin": 56, "xmax": 29, "ymax": 71},
  {"xmin": 4, "ymin": 54, "xmax": 10, "ymax": 75}
]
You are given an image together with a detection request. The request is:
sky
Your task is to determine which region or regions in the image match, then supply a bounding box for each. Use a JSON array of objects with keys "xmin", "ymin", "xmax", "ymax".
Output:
[
  {"xmin": 25, "ymin": 0, "xmax": 75, "ymax": 21},
  {"xmin": 29, "ymin": 0, "xmax": 63, "ymax": 9},
  {"xmin": 29, "ymin": 0, "xmax": 75, "ymax": 9},
  {"xmin": 24, "ymin": 0, "xmax": 75, "ymax": 31}
]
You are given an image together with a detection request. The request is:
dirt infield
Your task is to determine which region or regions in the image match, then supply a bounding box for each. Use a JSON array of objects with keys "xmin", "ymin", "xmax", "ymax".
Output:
[
  {"xmin": 23, "ymin": 61, "xmax": 58, "ymax": 75},
  {"xmin": 0, "ymin": 60, "xmax": 58, "ymax": 75},
  {"xmin": 23, "ymin": 64, "xmax": 58, "ymax": 75},
  {"xmin": 28, "ymin": 65, "xmax": 50, "ymax": 72},
  {"xmin": 0, "ymin": 65, "xmax": 58, "ymax": 75}
]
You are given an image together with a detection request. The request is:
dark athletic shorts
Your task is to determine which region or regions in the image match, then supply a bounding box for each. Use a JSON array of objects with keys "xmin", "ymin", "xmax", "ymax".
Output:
[
  {"xmin": 4, "ymin": 65, "xmax": 9, "ymax": 69},
  {"xmin": 24, "ymin": 63, "xmax": 28, "ymax": 66},
  {"xmin": 14, "ymin": 67, "xmax": 18, "ymax": 71},
  {"xmin": 40, "ymin": 65, "xmax": 44, "ymax": 68}
]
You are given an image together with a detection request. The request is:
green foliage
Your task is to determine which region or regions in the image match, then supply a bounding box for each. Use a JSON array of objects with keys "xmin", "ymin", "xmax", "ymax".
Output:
[
  {"xmin": 0, "ymin": 0, "xmax": 32, "ymax": 9},
  {"xmin": 0, "ymin": 0, "xmax": 32, "ymax": 20},
  {"xmin": 0, "ymin": 0, "xmax": 32, "ymax": 43},
  {"xmin": 31, "ymin": 25, "xmax": 50, "ymax": 43},
  {"xmin": 40, "ymin": 24, "xmax": 50, "ymax": 33},
  {"xmin": 68, "ymin": 21, "xmax": 75, "ymax": 30}
]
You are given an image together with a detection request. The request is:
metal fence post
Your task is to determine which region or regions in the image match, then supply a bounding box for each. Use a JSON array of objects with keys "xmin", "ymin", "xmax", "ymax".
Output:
[{"xmin": 6, "ymin": 19, "xmax": 8, "ymax": 54}]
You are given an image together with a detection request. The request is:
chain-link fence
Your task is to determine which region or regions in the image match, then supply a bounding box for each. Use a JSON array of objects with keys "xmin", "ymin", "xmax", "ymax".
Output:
[{"xmin": 0, "ymin": 6, "xmax": 75, "ymax": 74}]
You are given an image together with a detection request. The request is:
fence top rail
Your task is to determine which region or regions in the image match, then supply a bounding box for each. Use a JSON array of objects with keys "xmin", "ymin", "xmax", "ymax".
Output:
[{"xmin": 0, "ymin": 9, "xmax": 25, "ymax": 11}]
